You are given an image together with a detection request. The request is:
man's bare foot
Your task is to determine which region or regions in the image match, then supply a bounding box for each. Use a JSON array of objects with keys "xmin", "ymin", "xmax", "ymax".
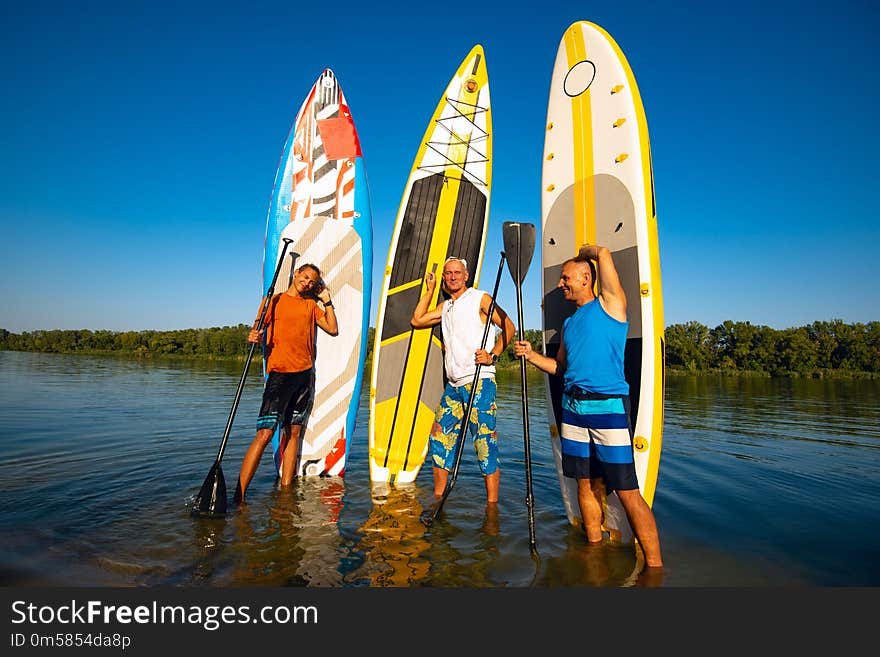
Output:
[{"xmin": 636, "ymin": 565, "xmax": 664, "ymax": 587}]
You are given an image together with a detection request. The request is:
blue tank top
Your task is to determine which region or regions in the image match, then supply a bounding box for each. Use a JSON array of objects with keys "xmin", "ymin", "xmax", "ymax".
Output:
[{"xmin": 562, "ymin": 298, "xmax": 629, "ymax": 395}]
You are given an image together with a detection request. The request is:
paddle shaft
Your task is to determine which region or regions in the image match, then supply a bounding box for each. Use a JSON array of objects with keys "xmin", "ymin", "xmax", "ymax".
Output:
[
  {"xmin": 513, "ymin": 238, "xmax": 537, "ymax": 551},
  {"xmin": 428, "ymin": 252, "xmax": 507, "ymax": 523},
  {"xmin": 211, "ymin": 237, "xmax": 293, "ymax": 465},
  {"xmin": 499, "ymin": 220, "xmax": 538, "ymax": 552}
]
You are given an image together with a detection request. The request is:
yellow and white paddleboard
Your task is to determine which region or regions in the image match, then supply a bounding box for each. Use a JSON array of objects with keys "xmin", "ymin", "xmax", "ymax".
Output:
[
  {"xmin": 541, "ymin": 22, "xmax": 664, "ymax": 543},
  {"xmin": 369, "ymin": 45, "xmax": 492, "ymax": 484}
]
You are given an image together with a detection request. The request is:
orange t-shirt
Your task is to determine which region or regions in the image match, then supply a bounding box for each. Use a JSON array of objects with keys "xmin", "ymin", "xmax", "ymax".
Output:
[{"xmin": 261, "ymin": 293, "xmax": 325, "ymax": 373}]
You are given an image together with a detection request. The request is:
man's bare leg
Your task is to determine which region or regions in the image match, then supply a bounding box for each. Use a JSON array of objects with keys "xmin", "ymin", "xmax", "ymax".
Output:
[
  {"xmin": 280, "ymin": 424, "xmax": 303, "ymax": 486},
  {"xmin": 616, "ymin": 488, "xmax": 663, "ymax": 567},
  {"xmin": 484, "ymin": 469, "xmax": 500, "ymax": 503},
  {"xmin": 433, "ymin": 466, "xmax": 449, "ymax": 497},
  {"xmin": 234, "ymin": 428, "xmax": 274, "ymax": 503},
  {"xmin": 576, "ymin": 478, "xmax": 604, "ymax": 543}
]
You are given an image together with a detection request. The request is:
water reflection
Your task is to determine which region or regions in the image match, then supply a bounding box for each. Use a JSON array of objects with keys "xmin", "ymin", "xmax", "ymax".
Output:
[
  {"xmin": 226, "ymin": 478, "xmax": 345, "ymax": 586},
  {"xmin": 420, "ymin": 504, "xmax": 509, "ymax": 587},
  {"xmin": 346, "ymin": 483, "xmax": 431, "ymax": 586},
  {"xmin": 3, "ymin": 353, "xmax": 879, "ymax": 586},
  {"xmin": 188, "ymin": 515, "xmax": 226, "ymax": 585},
  {"xmin": 535, "ymin": 527, "xmax": 644, "ymax": 587}
]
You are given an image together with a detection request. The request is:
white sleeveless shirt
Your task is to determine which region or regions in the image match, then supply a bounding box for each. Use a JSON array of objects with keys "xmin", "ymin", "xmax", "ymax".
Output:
[{"xmin": 441, "ymin": 286, "xmax": 496, "ymax": 386}]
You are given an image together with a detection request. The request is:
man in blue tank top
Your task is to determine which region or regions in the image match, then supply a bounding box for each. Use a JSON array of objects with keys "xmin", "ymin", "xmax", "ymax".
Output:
[{"xmin": 514, "ymin": 244, "xmax": 662, "ymax": 568}]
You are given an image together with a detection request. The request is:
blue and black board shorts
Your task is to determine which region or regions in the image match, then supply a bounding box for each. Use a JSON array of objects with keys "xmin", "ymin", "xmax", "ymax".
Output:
[
  {"xmin": 559, "ymin": 387, "xmax": 639, "ymax": 493},
  {"xmin": 256, "ymin": 369, "xmax": 314, "ymax": 432},
  {"xmin": 429, "ymin": 378, "xmax": 499, "ymax": 476}
]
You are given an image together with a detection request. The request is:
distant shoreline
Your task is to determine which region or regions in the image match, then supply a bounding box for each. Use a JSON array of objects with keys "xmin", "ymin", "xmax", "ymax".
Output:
[
  {"xmin": 2, "ymin": 319, "xmax": 877, "ymax": 379},
  {"xmin": 1, "ymin": 348, "xmax": 875, "ymax": 380}
]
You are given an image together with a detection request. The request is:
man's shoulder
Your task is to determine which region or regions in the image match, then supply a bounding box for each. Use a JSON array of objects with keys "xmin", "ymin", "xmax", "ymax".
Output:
[{"xmin": 462, "ymin": 287, "xmax": 487, "ymax": 305}]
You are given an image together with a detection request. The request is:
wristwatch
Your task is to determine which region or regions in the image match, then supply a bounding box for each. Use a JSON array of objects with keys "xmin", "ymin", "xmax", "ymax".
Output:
[{"xmin": 490, "ymin": 352, "xmax": 498, "ymax": 364}]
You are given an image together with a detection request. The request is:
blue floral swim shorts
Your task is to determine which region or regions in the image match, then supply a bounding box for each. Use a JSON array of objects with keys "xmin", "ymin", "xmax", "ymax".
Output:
[{"xmin": 429, "ymin": 377, "xmax": 499, "ymax": 475}]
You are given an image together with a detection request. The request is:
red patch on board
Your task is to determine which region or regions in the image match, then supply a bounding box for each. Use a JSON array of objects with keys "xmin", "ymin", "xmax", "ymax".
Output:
[
  {"xmin": 318, "ymin": 114, "xmax": 362, "ymax": 160},
  {"xmin": 324, "ymin": 432, "xmax": 347, "ymax": 473}
]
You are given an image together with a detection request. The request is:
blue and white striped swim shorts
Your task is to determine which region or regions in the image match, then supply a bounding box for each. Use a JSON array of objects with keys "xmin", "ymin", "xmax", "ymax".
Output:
[{"xmin": 559, "ymin": 388, "xmax": 639, "ymax": 492}]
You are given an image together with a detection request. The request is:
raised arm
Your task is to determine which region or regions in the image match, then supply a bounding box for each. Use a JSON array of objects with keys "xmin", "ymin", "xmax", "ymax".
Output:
[
  {"xmin": 578, "ymin": 244, "xmax": 626, "ymax": 322},
  {"xmin": 411, "ymin": 271, "xmax": 444, "ymax": 329},
  {"xmin": 315, "ymin": 285, "xmax": 338, "ymax": 336}
]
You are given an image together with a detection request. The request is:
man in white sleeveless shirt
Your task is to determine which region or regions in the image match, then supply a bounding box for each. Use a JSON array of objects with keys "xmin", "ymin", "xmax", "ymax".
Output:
[{"xmin": 411, "ymin": 257, "xmax": 516, "ymax": 503}]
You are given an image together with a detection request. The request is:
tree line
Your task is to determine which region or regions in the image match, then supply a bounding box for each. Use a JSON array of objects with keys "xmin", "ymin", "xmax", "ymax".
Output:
[
  {"xmin": 1, "ymin": 320, "xmax": 877, "ymax": 377},
  {"xmin": 664, "ymin": 319, "xmax": 879, "ymax": 377},
  {"xmin": 0, "ymin": 326, "xmax": 253, "ymax": 360}
]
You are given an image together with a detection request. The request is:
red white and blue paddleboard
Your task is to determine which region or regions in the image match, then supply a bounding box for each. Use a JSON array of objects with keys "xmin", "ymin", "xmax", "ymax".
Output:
[{"xmin": 262, "ymin": 68, "xmax": 372, "ymax": 478}]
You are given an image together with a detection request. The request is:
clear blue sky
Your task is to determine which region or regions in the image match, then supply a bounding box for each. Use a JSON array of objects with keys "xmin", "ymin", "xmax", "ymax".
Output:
[{"xmin": 2, "ymin": 1, "xmax": 876, "ymax": 333}]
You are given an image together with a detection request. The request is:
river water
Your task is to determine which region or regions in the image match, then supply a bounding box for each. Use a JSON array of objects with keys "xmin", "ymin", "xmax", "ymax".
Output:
[{"xmin": 1, "ymin": 351, "xmax": 878, "ymax": 587}]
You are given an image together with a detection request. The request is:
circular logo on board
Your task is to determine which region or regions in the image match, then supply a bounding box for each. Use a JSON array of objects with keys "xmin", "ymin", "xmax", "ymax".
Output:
[
  {"xmin": 564, "ymin": 60, "xmax": 596, "ymax": 97},
  {"xmin": 633, "ymin": 436, "xmax": 649, "ymax": 452}
]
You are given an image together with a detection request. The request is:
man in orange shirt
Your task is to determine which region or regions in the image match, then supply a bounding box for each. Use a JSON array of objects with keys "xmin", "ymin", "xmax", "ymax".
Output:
[{"xmin": 233, "ymin": 263, "xmax": 338, "ymax": 504}]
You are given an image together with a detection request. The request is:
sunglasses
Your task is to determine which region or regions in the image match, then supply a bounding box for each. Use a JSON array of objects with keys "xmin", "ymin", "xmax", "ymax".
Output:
[{"xmin": 443, "ymin": 256, "xmax": 468, "ymax": 269}]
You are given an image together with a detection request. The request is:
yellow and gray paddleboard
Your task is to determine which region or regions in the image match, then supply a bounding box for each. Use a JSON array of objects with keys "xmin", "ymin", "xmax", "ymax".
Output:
[
  {"xmin": 369, "ymin": 45, "xmax": 492, "ymax": 484},
  {"xmin": 542, "ymin": 22, "xmax": 664, "ymax": 543}
]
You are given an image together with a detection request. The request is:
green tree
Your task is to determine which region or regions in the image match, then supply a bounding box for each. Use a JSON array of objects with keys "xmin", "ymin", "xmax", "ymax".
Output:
[
  {"xmin": 778, "ymin": 327, "xmax": 817, "ymax": 373},
  {"xmin": 666, "ymin": 321, "xmax": 711, "ymax": 371}
]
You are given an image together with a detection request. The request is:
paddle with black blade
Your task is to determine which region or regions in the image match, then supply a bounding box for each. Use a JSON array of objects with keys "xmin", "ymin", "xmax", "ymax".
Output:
[
  {"xmin": 502, "ymin": 221, "xmax": 538, "ymax": 555},
  {"xmin": 422, "ymin": 251, "xmax": 507, "ymax": 527},
  {"xmin": 191, "ymin": 237, "xmax": 294, "ymax": 518}
]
